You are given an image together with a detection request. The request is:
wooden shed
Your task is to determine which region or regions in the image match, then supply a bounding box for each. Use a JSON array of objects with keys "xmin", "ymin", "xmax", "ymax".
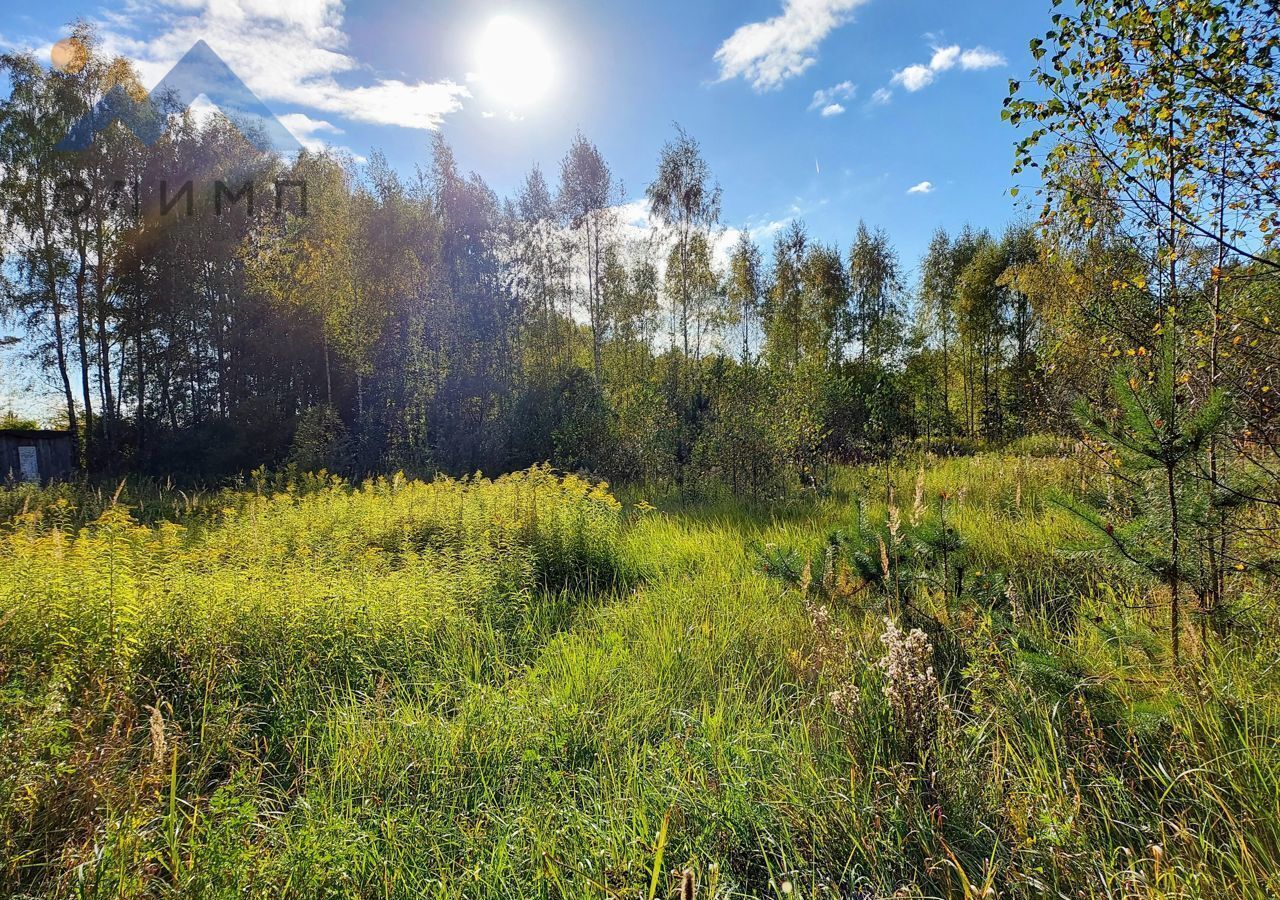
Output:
[{"xmin": 0, "ymin": 430, "xmax": 75, "ymax": 485}]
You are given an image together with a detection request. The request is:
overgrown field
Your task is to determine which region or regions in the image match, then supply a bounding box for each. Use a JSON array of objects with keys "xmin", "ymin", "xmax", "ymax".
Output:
[{"xmin": 2, "ymin": 455, "xmax": 1278, "ymax": 898}]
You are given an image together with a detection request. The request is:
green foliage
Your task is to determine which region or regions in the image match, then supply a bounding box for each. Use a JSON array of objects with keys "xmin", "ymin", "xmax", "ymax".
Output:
[
  {"xmin": 3, "ymin": 9, "xmax": 1280, "ymax": 892},
  {"xmin": 1006, "ymin": 0, "xmax": 1280, "ymax": 263},
  {"xmin": 2, "ymin": 454, "xmax": 1280, "ymax": 896},
  {"xmin": 0, "ymin": 412, "xmax": 41, "ymax": 430},
  {"xmin": 287, "ymin": 403, "xmax": 353, "ymax": 474},
  {"xmin": 1067, "ymin": 316, "xmax": 1230, "ymax": 663},
  {"xmin": 0, "ymin": 31, "xmax": 1078, "ymax": 491},
  {"xmin": 688, "ymin": 361, "xmax": 786, "ymax": 495}
]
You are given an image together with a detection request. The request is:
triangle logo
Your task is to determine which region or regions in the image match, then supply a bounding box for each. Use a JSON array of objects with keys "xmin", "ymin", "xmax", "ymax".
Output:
[{"xmin": 58, "ymin": 40, "xmax": 301, "ymax": 153}]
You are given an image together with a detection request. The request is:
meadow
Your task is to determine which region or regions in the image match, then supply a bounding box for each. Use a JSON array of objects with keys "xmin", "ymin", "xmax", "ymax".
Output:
[{"xmin": 2, "ymin": 452, "xmax": 1279, "ymax": 899}]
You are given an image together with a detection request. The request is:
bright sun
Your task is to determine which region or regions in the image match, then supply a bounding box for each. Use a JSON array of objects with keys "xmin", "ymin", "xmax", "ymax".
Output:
[{"xmin": 475, "ymin": 15, "xmax": 556, "ymax": 109}]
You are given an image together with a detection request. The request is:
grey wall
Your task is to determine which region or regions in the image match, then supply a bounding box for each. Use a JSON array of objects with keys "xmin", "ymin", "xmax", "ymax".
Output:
[{"xmin": 0, "ymin": 432, "xmax": 74, "ymax": 484}]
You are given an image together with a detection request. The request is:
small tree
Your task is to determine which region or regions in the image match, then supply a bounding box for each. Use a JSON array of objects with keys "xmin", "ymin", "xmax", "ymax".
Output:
[
  {"xmin": 646, "ymin": 126, "xmax": 721, "ymax": 364},
  {"xmin": 1069, "ymin": 314, "xmax": 1227, "ymax": 666},
  {"xmin": 725, "ymin": 232, "xmax": 762, "ymax": 365}
]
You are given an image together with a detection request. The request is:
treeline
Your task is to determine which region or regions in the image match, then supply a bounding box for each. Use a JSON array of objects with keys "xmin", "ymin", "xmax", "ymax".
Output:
[{"xmin": 1, "ymin": 20, "xmax": 1277, "ymax": 501}]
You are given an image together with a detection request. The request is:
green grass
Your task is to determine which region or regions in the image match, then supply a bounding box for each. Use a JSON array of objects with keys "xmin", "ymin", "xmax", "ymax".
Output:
[{"xmin": 1, "ymin": 454, "xmax": 1278, "ymax": 898}]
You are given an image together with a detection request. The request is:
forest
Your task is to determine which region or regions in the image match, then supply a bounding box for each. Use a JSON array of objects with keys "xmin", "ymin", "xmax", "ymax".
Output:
[
  {"xmin": 2, "ymin": 0, "xmax": 1280, "ymax": 897},
  {"xmin": 0, "ymin": 27, "xmax": 1178, "ymax": 486}
]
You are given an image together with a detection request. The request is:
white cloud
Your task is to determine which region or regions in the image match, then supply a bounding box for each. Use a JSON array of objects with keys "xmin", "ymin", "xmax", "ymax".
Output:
[
  {"xmin": 809, "ymin": 79, "xmax": 856, "ymax": 114},
  {"xmin": 892, "ymin": 63, "xmax": 935, "ymax": 92},
  {"xmin": 714, "ymin": 0, "xmax": 871, "ymax": 91},
  {"xmin": 91, "ymin": 0, "xmax": 468, "ymax": 131},
  {"xmin": 891, "ymin": 42, "xmax": 1005, "ymax": 93},
  {"xmin": 278, "ymin": 112, "xmax": 341, "ymax": 150},
  {"xmin": 328, "ymin": 80, "xmax": 467, "ymax": 130},
  {"xmin": 960, "ymin": 46, "xmax": 1006, "ymax": 70},
  {"xmin": 907, "ymin": 180, "xmax": 934, "ymax": 194},
  {"xmin": 183, "ymin": 94, "xmax": 222, "ymax": 128},
  {"xmin": 810, "ymin": 80, "xmax": 856, "ymax": 108},
  {"xmin": 613, "ymin": 198, "xmax": 656, "ymax": 232},
  {"xmin": 870, "ymin": 86, "xmax": 893, "ymax": 105},
  {"xmin": 755, "ymin": 220, "xmax": 790, "ymax": 239},
  {"xmin": 929, "ymin": 45, "xmax": 961, "ymax": 71}
]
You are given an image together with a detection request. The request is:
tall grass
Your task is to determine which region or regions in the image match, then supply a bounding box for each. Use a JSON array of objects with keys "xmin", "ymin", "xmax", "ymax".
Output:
[{"xmin": 1, "ymin": 455, "xmax": 1277, "ymax": 897}]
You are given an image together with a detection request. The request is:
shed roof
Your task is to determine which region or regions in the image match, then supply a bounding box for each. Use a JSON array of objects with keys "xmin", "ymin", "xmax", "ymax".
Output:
[{"xmin": 0, "ymin": 429, "xmax": 72, "ymax": 440}]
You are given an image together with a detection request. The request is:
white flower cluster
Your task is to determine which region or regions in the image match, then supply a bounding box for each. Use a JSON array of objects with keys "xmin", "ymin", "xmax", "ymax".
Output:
[
  {"xmin": 805, "ymin": 600, "xmax": 863, "ymax": 715},
  {"xmin": 828, "ymin": 682, "xmax": 861, "ymax": 716},
  {"xmin": 877, "ymin": 617, "xmax": 942, "ymax": 750}
]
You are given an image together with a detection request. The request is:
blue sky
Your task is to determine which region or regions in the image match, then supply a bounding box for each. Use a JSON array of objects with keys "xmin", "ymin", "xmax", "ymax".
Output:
[{"xmin": 2, "ymin": 0, "xmax": 1049, "ymax": 264}]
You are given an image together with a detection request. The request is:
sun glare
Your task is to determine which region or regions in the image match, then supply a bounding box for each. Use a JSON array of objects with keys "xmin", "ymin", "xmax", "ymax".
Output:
[{"xmin": 474, "ymin": 15, "xmax": 556, "ymax": 110}]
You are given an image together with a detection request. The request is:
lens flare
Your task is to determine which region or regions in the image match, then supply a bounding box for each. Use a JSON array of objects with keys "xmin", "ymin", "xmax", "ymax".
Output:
[{"xmin": 51, "ymin": 38, "xmax": 88, "ymax": 74}]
